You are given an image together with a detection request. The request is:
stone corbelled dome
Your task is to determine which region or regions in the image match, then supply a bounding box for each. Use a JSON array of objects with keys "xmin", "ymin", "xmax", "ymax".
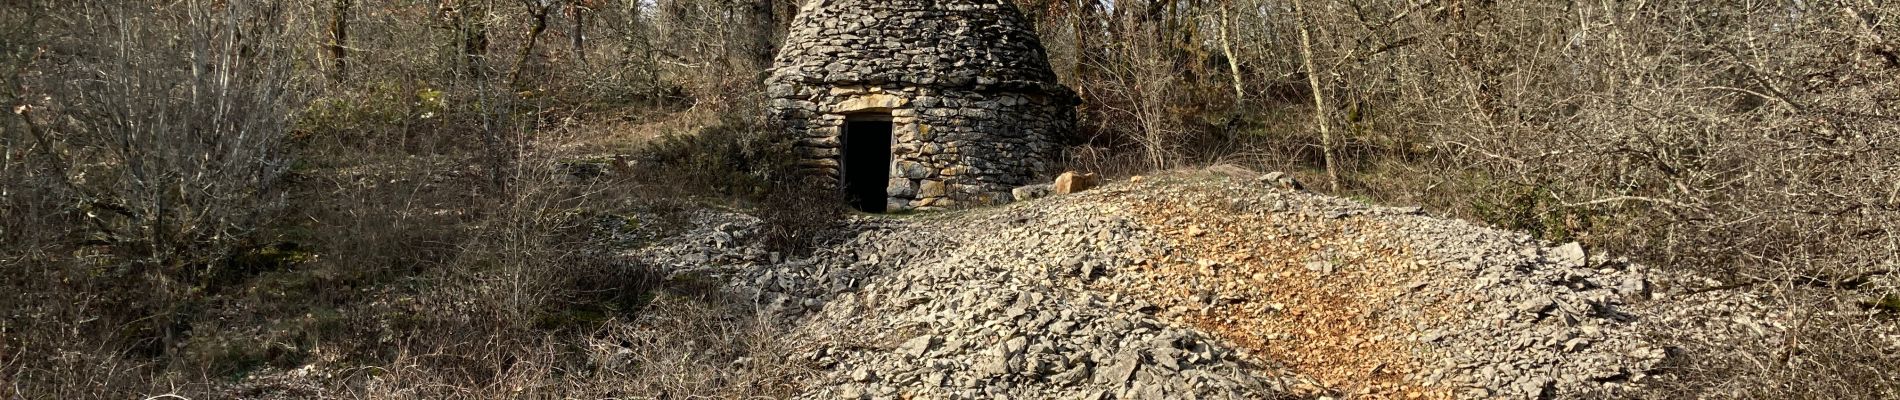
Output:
[
  {"xmin": 767, "ymin": 0, "xmax": 1063, "ymax": 94},
  {"xmin": 766, "ymin": 0, "xmax": 1077, "ymax": 212}
]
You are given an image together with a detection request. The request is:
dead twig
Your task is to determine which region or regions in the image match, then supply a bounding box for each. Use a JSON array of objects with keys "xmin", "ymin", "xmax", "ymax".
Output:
[{"xmin": 1561, "ymin": 195, "xmax": 1706, "ymax": 211}]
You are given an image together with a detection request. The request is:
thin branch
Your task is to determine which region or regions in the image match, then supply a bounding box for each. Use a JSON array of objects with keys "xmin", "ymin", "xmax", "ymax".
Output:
[
  {"xmin": 1562, "ymin": 195, "xmax": 1705, "ymax": 211},
  {"xmin": 1693, "ymin": 86, "xmax": 1798, "ymax": 111}
]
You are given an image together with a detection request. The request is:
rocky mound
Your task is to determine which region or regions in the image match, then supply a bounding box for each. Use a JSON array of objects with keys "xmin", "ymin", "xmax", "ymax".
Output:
[{"xmin": 632, "ymin": 172, "xmax": 1678, "ymax": 399}]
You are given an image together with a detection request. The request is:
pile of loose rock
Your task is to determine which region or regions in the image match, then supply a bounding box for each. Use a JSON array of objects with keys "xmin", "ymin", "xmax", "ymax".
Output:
[{"xmin": 624, "ymin": 171, "xmax": 1755, "ymax": 399}]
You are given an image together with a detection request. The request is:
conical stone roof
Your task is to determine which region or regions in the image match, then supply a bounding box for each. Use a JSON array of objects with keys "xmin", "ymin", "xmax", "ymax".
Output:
[{"xmin": 767, "ymin": 0, "xmax": 1065, "ymax": 94}]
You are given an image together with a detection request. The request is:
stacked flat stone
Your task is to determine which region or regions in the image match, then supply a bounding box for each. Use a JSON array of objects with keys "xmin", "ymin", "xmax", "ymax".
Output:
[{"xmin": 766, "ymin": 0, "xmax": 1077, "ymax": 212}]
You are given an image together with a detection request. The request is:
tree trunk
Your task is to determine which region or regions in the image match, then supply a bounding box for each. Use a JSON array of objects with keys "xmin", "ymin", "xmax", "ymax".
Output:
[
  {"xmin": 329, "ymin": 0, "xmax": 351, "ymax": 80},
  {"xmin": 623, "ymin": 0, "xmax": 642, "ymax": 63},
  {"xmin": 1070, "ymin": 0, "xmax": 1087, "ymax": 79},
  {"xmin": 458, "ymin": 0, "xmax": 491, "ymax": 79},
  {"xmin": 1218, "ymin": 0, "xmax": 1243, "ymax": 100},
  {"xmin": 571, "ymin": 1, "xmax": 586, "ymax": 63},
  {"xmin": 754, "ymin": 0, "xmax": 777, "ymax": 68},
  {"xmin": 510, "ymin": 4, "xmax": 553, "ymax": 88},
  {"xmin": 1292, "ymin": 0, "xmax": 1340, "ymax": 192}
]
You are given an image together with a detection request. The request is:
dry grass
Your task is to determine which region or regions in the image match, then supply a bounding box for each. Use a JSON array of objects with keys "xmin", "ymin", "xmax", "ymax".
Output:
[
  {"xmin": 310, "ymin": 291, "xmax": 813, "ymax": 399},
  {"xmin": 1, "ymin": 106, "xmax": 817, "ymax": 398},
  {"xmin": 0, "ymin": 1, "xmax": 814, "ymax": 394}
]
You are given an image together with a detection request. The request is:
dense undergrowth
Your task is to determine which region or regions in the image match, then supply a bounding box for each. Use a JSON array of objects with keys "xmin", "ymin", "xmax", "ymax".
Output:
[{"xmin": 0, "ymin": 3, "xmax": 826, "ymax": 398}]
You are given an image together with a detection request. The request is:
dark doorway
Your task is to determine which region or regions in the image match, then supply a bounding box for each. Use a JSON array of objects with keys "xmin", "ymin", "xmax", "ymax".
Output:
[{"xmin": 842, "ymin": 117, "xmax": 893, "ymax": 212}]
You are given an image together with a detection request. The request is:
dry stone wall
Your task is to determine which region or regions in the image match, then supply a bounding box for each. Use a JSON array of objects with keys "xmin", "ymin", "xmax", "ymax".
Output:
[
  {"xmin": 766, "ymin": 0, "xmax": 1075, "ymax": 212},
  {"xmin": 771, "ymin": 85, "xmax": 1072, "ymax": 211}
]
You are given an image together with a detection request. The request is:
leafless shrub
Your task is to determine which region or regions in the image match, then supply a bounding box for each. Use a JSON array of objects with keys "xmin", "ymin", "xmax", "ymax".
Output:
[
  {"xmin": 0, "ymin": 1, "xmax": 310, "ymax": 396},
  {"xmin": 1086, "ymin": 13, "xmax": 1193, "ymax": 170},
  {"xmin": 32, "ymin": 0, "xmax": 302, "ymax": 274},
  {"xmin": 6, "ymin": 0, "xmax": 302, "ymax": 358}
]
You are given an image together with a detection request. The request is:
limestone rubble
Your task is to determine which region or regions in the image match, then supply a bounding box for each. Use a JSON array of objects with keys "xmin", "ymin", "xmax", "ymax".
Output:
[{"xmin": 631, "ymin": 173, "xmax": 1802, "ymax": 399}]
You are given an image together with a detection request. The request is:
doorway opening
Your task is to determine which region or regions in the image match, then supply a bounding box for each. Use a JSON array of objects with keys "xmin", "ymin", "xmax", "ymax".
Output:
[{"xmin": 842, "ymin": 114, "xmax": 893, "ymax": 213}]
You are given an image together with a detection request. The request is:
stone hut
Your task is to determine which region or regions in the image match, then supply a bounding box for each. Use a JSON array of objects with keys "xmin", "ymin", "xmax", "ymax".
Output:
[{"xmin": 765, "ymin": 0, "xmax": 1076, "ymax": 213}]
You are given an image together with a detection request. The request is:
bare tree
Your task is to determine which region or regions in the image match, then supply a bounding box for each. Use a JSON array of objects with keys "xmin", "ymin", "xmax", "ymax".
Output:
[
  {"xmin": 1291, "ymin": 0, "xmax": 1339, "ymax": 191},
  {"xmin": 570, "ymin": 0, "xmax": 589, "ymax": 63},
  {"xmin": 510, "ymin": 0, "xmax": 556, "ymax": 87},
  {"xmin": 448, "ymin": 0, "xmax": 492, "ymax": 78},
  {"xmin": 1217, "ymin": 0, "xmax": 1245, "ymax": 100},
  {"xmin": 18, "ymin": 0, "xmax": 303, "ymax": 352},
  {"xmin": 329, "ymin": 0, "xmax": 352, "ymax": 80}
]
